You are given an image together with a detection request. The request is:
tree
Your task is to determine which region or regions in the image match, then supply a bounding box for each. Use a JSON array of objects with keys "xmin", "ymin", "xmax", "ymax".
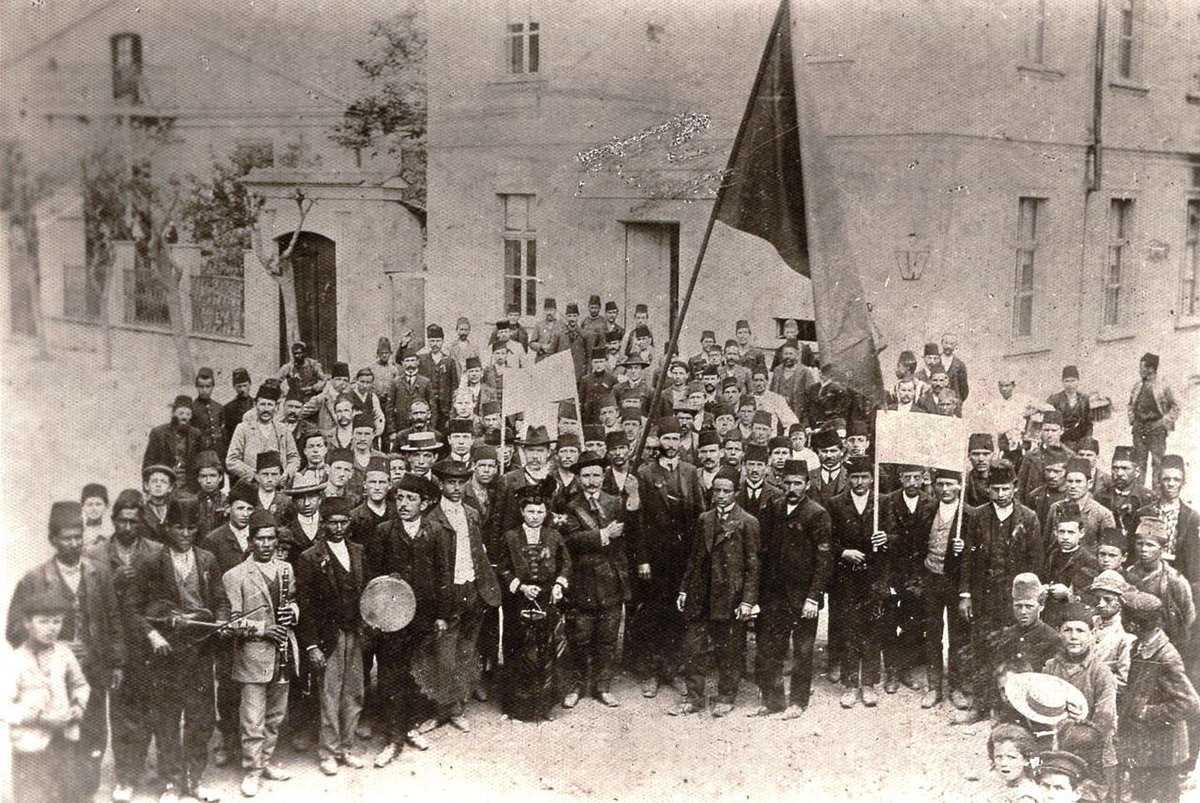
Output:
[
  {"xmin": 0, "ymin": 140, "xmax": 52, "ymax": 359},
  {"xmin": 184, "ymin": 154, "xmax": 314, "ymax": 352},
  {"xmin": 331, "ymin": 4, "xmax": 426, "ymax": 205},
  {"xmin": 81, "ymin": 144, "xmax": 130, "ymax": 369}
]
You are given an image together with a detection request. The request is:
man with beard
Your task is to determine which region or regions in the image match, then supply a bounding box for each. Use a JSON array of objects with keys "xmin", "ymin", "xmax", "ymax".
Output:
[
  {"xmin": 559, "ymin": 451, "xmax": 631, "ymax": 709},
  {"xmin": 278, "ymin": 341, "xmax": 327, "ymax": 407},
  {"xmin": 955, "ymin": 461, "xmax": 1043, "ymax": 724},
  {"xmin": 879, "ymin": 464, "xmax": 937, "ymax": 696},
  {"xmin": 7, "ymin": 501, "xmax": 125, "ymax": 802},
  {"xmin": 809, "ymin": 428, "xmax": 848, "ymax": 507},
  {"xmin": 489, "ymin": 425, "xmax": 558, "ymax": 562},
  {"xmin": 769, "ymin": 339, "xmax": 808, "ymax": 422},
  {"xmin": 87, "ymin": 490, "xmax": 162, "ymax": 803},
  {"xmin": 751, "ymin": 459, "xmax": 832, "ymax": 719},
  {"xmin": 227, "ymin": 383, "xmax": 300, "ymax": 483},
  {"xmin": 392, "ymin": 399, "xmax": 444, "ymax": 454},
  {"xmin": 144, "ymin": 395, "xmax": 205, "ymax": 492},
  {"xmin": 390, "ymin": 347, "xmax": 434, "ymax": 438},
  {"xmin": 965, "ymin": 434, "xmax": 995, "ymax": 507},
  {"xmin": 1017, "ymin": 410, "xmax": 1075, "ymax": 504},
  {"xmin": 633, "ymin": 417, "xmax": 707, "ymax": 698},
  {"xmin": 191, "ymin": 367, "xmax": 227, "ymax": 455},
  {"xmin": 223, "ymin": 368, "xmax": 255, "ymax": 442},
  {"xmin": 529, "ymin": 298, "xmax": 565, "ymax": 361},
  {"xmin": 132, "ymin": 497, "xmax": 223, "ymax": 803},
  {"xmin": 1044, "ymin": 458, "xmax": 1116, "ymax": 552},
  {"xmin": 446, "ymin": 318, "xmax": 478, "ymax": 373}
]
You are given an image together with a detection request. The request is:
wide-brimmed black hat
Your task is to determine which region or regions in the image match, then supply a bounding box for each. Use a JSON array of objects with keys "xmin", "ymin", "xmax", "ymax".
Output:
[{"xmin": 517, "ymin": 425, "xmax": 556, "ymax": 447}]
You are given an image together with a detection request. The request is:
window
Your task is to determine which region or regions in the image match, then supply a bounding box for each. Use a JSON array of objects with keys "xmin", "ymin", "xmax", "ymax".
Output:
[
  {"xmin": 1183, "ymin": 199, "xmax": 1200, "ymax": 317},
  {"xmin": 501, "ymin": 194, "xmax": 537, "ymax": 315},
  {"xmin": 110, "ymin": 33, "xmax": 142, "ymax": 103},
  {"xmin": 1117, "ymin": 0, "xmax": 1137, "ymax": 79},
  {"xmin": 1028, "ymin": 0, "xmax": 1048, "ymax": 64},
  {"xmin": 507, "ymin": 21, "xmax": 539, "ymax": 74},
  {"xmin": 1013, "ymin": 197, "xmax": 1044, "ymax": 338},
  {"xmin": 1104, "ymin": 199, "xmax": 1134, "ymax": 326}
]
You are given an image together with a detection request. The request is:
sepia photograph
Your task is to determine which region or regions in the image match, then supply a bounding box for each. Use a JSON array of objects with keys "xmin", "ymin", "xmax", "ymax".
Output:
[{"xmin": 1, "ymin": 0, "xmax": 1198, "ymax": 800}]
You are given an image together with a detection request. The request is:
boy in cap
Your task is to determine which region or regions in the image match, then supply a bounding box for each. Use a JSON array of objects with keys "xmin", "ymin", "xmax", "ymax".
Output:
[
  {"xmin": 224, "ymin": 368, "xmax": 255, "ymax": 440},
  {"xmin": 827, "ymin": 455, "xmax": 886, "ymax": 706},
  {"xmin": 194, "ymin": 450, "xmax": 229, "ymax": 536},
  {"xmin": 1089, "ymin": 570, "xmax": 1134, "ymax": 687},
  {"xmin": 1072, "ymin": 436, "xmax": 1109, "ymax": 499},
  {"xmin": 1047, "ymin": 365, "xmax": 1092, "ymax": 451},
  {"xmin": 1017, "ymin": 409, "xmax": 1075, "ymax": 504},
  {"xmin": 1125, "ymin": 517, "xmax": 1196, "ymax": 649},
  {"xmin": 1120, "ymin": 588, "xmax": 1200, "ymax": 803},
  {"xmin": 1095, "ymin": 444, "xmax": 1151, "ymax": 544},
  {"xmin": 133, "ymin": 497, "xmax": 223, "ymax": 803},
  {"xmin": 80, "ymin": 483, "xmax": 113, "ymax": 550},
  {"xmin": 669, "ymin": 465, "xmax": 759, "ymax": 717},
  {"xmin": 1044, "ymin": 458, "xmax": 1115, "ymax": 552},
  {"xmin": 1034, "ymin": 750, "xmax": 1088, "ymax": 803},
  {"xmin": 295, "ymin": 496, "xmax": 367, "ymax": 775},
  {"xmin": 226, "ymin": 382, "xmax": 301, "ymax": 483},
  {"xmin": 1127, "ymin": 352, "xmax": 1179, "ymax": 482},
  {"xmin": 145, "ymin": 395, "xmax": 205, "ymax": 492},
  {"xmin": 418, "ymin": 323, "xmax": 461, "ymax": 428},
  {"xmin": 7, "ymin": 501, "xmax": 125, "ymax": 801},
  {"xmin": 7, "ymin": 591, "xmax": 90, "ymax": 803},
  {"xmin": 1094, "ymin": 527, "xmax": 1127, "ymax": 574},
  {"xmin": 491, "ymin": 317, "xmax": 528, "ymax": 369},
  {"xmin": 1043, "ymin": 602, "xmax": 1118, "ymax": 784},
  {"xmin": 220, "ymin": 509, "xmax": 299, "ymax": 797},
  {"xmin": 142, "ymin": 464, "xmax": 178, "ymax": 544},
  {"xmin": 751, "ymin": 459, "xmax": 832, "ymax": 719},
  {"xmin": 1042, "ymin": 507, "xmax": 1100, "ymax": 628}
]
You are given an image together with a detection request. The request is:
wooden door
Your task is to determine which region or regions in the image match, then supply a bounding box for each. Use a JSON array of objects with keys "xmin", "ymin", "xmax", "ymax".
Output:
[
  {"xmin": 278, "ymin": 232, "xmax": 337, "ymax": 370},
  {"xmin": 623, "ymin": 222, "xmax": 679, "ymax": 337}
]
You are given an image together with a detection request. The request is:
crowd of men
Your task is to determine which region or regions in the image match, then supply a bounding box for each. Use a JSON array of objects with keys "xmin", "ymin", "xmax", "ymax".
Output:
[{"xmin": 5, "ymin": 292, "xmax": 1196, "ymax": 803}]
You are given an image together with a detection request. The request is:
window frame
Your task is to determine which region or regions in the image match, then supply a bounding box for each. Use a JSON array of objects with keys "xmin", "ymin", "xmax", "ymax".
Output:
[
  {"xmin": 1103, "ymin": 198, "xmax": 1134, "ymax": 328},
  {"xmin": 1182, "ymin": 198, "xmax": 1200, "ymax": 321},
  {"xmin": 1117, "ymin": 0, "xmax": 1137, "ymax": 80},
  {"xmin": 506, "ymin": 20, "xmax": 540, "ymax": 76},
  {"xmin": 500, "ymin": 194, "xmax": 538, "ymax": 317},
  {"xmin": 1012, "ymin": 196, "xmax": 1044, "ymax": 339}
]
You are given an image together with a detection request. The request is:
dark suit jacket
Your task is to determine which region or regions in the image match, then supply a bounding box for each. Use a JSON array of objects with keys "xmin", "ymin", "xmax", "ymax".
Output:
[
  {"xmin": 635, "ymin": 459, "xmax": 706, "ymax": 599},
  {"xmin": 143, "ymin": 421, "xmax": 205, "ymax": 488},
  {"xmin": 1096, "ymin": 486, "xmax": 1152, "ymax": 547},
  {"xmin": 130, "ymin": 546, "xmax": 223, "ymax": 652},
  {"xmin": 758, "ymin": 495, "xmax": 833, "ymax": 612},
  {"xmin": 880, "ymin": 489, "xmax": 938, "ymax": 582},
  {"xmin": 364, "ymin": 516, "xmax": 440, "ymax": 635},
  {"xmin": 827, "ymin": 491, "xmax": 886, "ymax": 590},
  {"xmin": 737, "ymin": 481, "xmax": 783, "ymax": 524},
  {"xmin": 7, "ymin": 557, "xmax": 125, "ymax": 679},
  {"xmin": 201, "ymin": 523, "xmax": 250, "ymax": 576},
  {"xmin": 1046, "ymin": 390, "xmax": 1092, "ymax": 447},
  {"xmin": 390, "ymin": 373, "xmax": 435, "ymax": 433},
  {"xmin": 295, "ymin": 536, "xmax": 365, "ymax": 654},
  {"xmin": 680, "ymin": 504, "xmax": 760, "ymax": 621},
  {"xmin": 490, "ymin": 469, "xmax": 556, "ymax": 557},
  {"xmin": 959, "ymin": 502, "xmax": 1043, "ymax": 626},
  {"xmin": 348, "ymin": 500, "xmax": 395, "ymax": 548},
  {"xmin": 922, "ymin": 356, "xmax": 970, "ymax": 402},
  {"xmin": 495, "ymin": 526, "xmax": 571, "ymax": 595},
  {"xmin": 809, "ymin": 466, "xmax": 849, "ymax": 508},
  {"xmin": 426, "ymin": 504, "xmax": 502, "ymax": 620},
  {"xmin": 559, "ymin": 488, "xmax": 630, "ymax": 609},
  {"xmin": 417, "ymin": 353, "xmax": 460, "ymax": 430}
]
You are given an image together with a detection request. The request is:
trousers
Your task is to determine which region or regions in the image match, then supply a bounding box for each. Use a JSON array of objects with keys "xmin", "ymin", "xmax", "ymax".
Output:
[
  {"xmin": 111, "ymin": 660, "xmax": 154, "ymax": 786},
  {"xmin": 838, "ymin": 574, "xmax": 885, "ymax": 688},
  {"xmin": 239, "ymin": 681, "xmax": 289, "ymax": 774},
  {"xmin": 152, "ymin": 648, "xmax": 215, "ymax": 788},
  {"xmin": 754, "ymin": 607, "xmax": 818, "ymax": 710},
  {"xmin": 628, "ymin": 599, "xmax": 684, "ymax": 683},
  {"xmin": 564, "ymin": 603, "xmax": 623, "ymax": 693},
  {"xmin": 682, "ymin": 619, "xmax": 746, "ymax": 705},
  {"xmin": 1132, "ymin": 425, "xmax": 1168, "ymax": 482},
  {"xmin": 921, "ymin": 570, "xmax": 970, "ymax": 692},
  {"xmin": 317, "ymin": 630, "xmax": 364, "ymax": 761}
]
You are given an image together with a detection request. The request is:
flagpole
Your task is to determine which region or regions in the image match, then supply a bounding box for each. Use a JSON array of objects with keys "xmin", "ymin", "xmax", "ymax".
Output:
[{"xmin": 633, "ymin": 0, "xmax": 792, "ymax": 465}]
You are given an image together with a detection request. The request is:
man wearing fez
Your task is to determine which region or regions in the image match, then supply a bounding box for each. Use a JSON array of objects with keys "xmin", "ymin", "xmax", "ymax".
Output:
[
  {"xmin": 1127, "ymin": 352, "xmax": 1180, "ymax": 482},
  {"xmin": 1047, "ymin": 365, "xmax": 1092, "ymax": 452},
  {"xmin": 1043, "ymin": 458, "xmax": 1115, "ymax": 553},
  {"xmin": 84, "ymin": 489, "xmax": 160, "ymax": 802},
  {"xmin": 314, "ymin": 362, "xmax": 353, "ymax": 433},
  {"xmin": 739, "ymin": 444, "xmax": 782, "ymax": 523},
  {"xmin": 559, "ymin": 451, "xmax": 631, "ymax": 709},
  {"xmin": 7, "ymin": 501, "xmax": 125, "ymax": 802},
  {"xmin": 965, "ymin": 433, "xmax": 996, "ymax": 507},
  {"xmin": 507, "ymin": 303, "xmax": 532, "ymax": 350},
  {"xmin": 80, "ymin": 483, "xmax": 113, "ymax": 550},
  {"xmin": 580, "ymin": 293, "xmax": 607, "ymax": 348},
  {"xmin": 1017, "ymin": 409, "xmax": 1075, "ymax": 504},
  {"xmin": 191, "ymin": 367, "xmax": 227, "ymax": 453},
  {"xmin": 1027, "ymin": 452, "xmax": 1070, "ymax": 539},
  {"xmin": 1073, "ymin": 436, "xmax": 1110, "ymax": 502},
  {"xmin": 808, "ymin": 427, "xmax": 848, "ymax": 507},
  {"xmin": 956, "ymin": 461, "xmax": 1043, "ymax": 724},
  {"xmin": 224, "ymin": 368, "xmax": 255, "ymax": 442},
  {"xmin": 365, "ymin": 474, "xmax": 442, "ymax": 765},
  {"xmin": 220, "ymin": 509, "xmax": 298, "ymax": 797},
  {"xmin": 295, "ymin": 495, "xmax": 367, "ymax": 776},
  {"xmin": 669, "ymin": 465, "xmax": 760, "ymax": 717},
  {"xmin": 200, "ymin": 479, "xmax": 259, "ymax": 766},
  {"xmin": 278, "ymin": 341, "xmax": 326, "ymax": 405},
  {"xmin": 879, "ymin": 464, "xmax": 937, "ymax": 697},
  {"xmin": 826, "ymin": 455, "xmax": 886, "ymax": 707},
  {"xmin": 419, "ymin": 323, "xmax": 461, "ymax": 429},
  {"xmin": 580, "ymin": 346, "xmax": 618, "ymax": 425},
  {"xmin": 425, "ymin": 460, "xmax": 501, "ymax": 730},
  {"xmin": 227, "ymin": 382, "xmax": 300, "ymax": 483},
  {"xmin": 1096, "ymin": 444, "xmax": 1151, "ymax": 545},
  {"xmin": 492, "ymin": 317, "xmax": 528, "ymax": 369},
  {"xmin": 633, "ymin": 416, "xmax": 707, "ymax": 699},
  {"xmin": 390, "ymin": 346, "xmax": 434, "ymax": 436},
  {"xmin": 751, "ymin": 459, "xmax": 832, "ymax": 719},
  {"xmin": 145, "ymin": 394, "xmax": 205, "ymax": 492},
  {"xmin": 1141, "ymin": 455, "xmax": 1200, "ymax": 577},
  {"xmin": 529, "ymin": 297, "xmax": 564, "ymax": 361},
  {"xmin": 131, "ymin": 497, "xmax": 223, "ymax": 803}
]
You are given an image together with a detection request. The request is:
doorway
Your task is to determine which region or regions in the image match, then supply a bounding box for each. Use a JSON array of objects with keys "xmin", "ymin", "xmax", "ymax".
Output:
[
  {"xmin": 623, "ymin": 222, "xmax": 680, "ymax": 337},
  {"xmin": 278, "ymin": 231, "xmax": 337, "ymax": 371}
]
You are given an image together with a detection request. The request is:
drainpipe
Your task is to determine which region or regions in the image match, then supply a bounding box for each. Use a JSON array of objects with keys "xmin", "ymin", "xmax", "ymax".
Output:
[{"xmin": 1077, "ymin": 0, "xmax": 1106, "ymax": 354}]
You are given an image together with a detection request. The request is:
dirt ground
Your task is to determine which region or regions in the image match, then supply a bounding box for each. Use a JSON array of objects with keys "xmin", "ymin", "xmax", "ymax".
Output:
[{"xmin": 2, "ymin": 339, "xmax": 1198, "ymax": 802}]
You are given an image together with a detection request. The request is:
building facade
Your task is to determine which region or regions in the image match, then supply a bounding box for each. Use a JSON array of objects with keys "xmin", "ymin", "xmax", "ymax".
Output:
[{"xmin": 426, "ymin": 0, "xmax": 1200, "ymax": 407}]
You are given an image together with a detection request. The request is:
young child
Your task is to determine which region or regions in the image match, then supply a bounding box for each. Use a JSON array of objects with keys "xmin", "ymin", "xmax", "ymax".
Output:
[
  {"xmin": 80, "ymin": 483, "xmax": 112, "ymax": 550},
  {"xmin": 987, "ymin": 723, "xmax": 1041, "ymax": 803},
  {"xmin": 6, "ymin": 592, "xmax": 90, "ymax": 803},
  {"xmin": 1093, "ymin": 527, "xmax": 1126, "ymax": 574},
  {"xmin": 1088, "ymin": 570, "xmax": 1134, "ymax": 688},
  {"xmin": 194, "ymin": 450, "xmax": 228, "ymax": 536},
  {"xmin": 1034, "ymin": 750, "xmax": 1087, "ymax": 803}
]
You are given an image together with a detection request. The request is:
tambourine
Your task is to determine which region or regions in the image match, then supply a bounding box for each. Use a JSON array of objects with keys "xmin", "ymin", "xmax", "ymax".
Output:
[{"xmin": 360, "ymin": 576, "xmax": 417, "ymax": 632}]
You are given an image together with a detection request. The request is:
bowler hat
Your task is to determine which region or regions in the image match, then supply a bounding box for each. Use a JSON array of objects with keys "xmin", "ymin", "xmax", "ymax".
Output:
[
  {"xmin": 431, "ymin": 460, "xmax": 472, "ymax": 481},
  {"xmin": 569, "ymin": 451, "xmax": 607, "ymax": 474}
]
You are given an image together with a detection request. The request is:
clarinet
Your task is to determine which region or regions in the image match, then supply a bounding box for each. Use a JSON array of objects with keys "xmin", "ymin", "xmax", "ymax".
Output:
[{"xmin": 273, "ymin": 566, "xmax": 290, "ymax": 683}]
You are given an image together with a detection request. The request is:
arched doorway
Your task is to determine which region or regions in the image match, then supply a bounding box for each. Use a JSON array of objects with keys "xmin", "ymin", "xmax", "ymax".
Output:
[{"xmin": 277, "ymin": 231, "xmax": 337, "ymax": 371}]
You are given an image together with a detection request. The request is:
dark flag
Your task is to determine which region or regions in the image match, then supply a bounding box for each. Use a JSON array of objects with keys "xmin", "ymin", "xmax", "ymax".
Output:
[{"xmin": 714, "ymin": 0, "xmax": 885, "ymax": 405}]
